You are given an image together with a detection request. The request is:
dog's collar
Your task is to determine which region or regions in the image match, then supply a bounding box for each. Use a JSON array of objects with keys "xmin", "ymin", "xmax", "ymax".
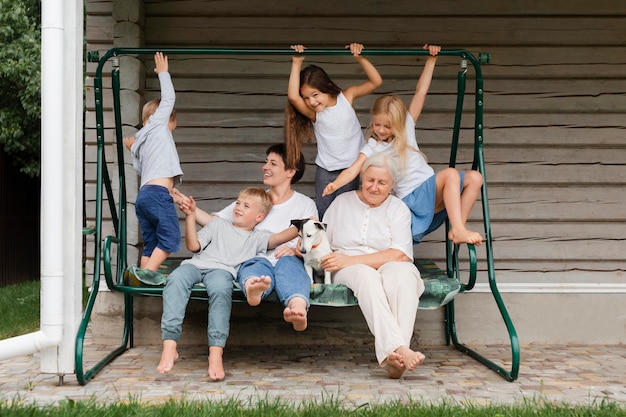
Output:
[{"xmin": 311, "ymin": 237, "xmax": 323, "ymax": 250}]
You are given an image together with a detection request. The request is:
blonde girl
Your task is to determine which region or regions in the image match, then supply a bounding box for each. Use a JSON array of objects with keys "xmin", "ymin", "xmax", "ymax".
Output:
[{"xmin": 323, "ymin": 45, "xmax": 483, "ymax": 245}]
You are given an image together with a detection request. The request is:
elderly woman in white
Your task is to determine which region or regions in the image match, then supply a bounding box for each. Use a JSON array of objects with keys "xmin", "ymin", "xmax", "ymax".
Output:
[{"xmin": 321, "ymin": 153, "xmax": 425, "ymax": 378}]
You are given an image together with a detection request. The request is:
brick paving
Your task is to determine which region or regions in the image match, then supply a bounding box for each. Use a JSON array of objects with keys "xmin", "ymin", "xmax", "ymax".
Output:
[{"xmin": 1, "ymin": 338, "xmax": 625, "ymax": 407}]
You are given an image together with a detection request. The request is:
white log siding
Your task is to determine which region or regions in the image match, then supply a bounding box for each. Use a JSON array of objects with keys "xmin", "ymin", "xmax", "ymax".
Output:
[{"xmin": 84, "ymin": 0, "xmax": 626, "ymax": 293}]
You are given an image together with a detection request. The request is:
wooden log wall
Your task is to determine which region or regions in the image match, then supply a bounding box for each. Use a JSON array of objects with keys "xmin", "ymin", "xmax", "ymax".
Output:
[{"xmin": 85, "ymin": 0, "xmax": 626, "ymax": 287}]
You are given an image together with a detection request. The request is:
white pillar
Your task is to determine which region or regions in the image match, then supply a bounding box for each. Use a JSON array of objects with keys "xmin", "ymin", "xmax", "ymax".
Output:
[
  {"xmin": 40, "ymin": 0, "xmax": 84, "ymax": 375},
  {"xmin": 0, "ymin": 0, "xmax": 83, "ymax": 379}
]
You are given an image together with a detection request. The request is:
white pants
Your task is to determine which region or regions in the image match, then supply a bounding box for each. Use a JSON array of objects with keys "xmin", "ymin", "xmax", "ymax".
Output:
[{"xmin": 333, "ymin": 261, "xmax": 424, "ymax": 365}]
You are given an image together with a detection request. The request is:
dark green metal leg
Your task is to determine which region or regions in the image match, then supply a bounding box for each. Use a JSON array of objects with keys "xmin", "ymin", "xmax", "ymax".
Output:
[{"xmin": 445, "ymin": 295, "xmax": 520, "ymax": 381}]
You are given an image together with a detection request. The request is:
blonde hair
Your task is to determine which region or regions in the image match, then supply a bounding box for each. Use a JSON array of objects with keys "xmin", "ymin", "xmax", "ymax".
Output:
[
  {"xmin": 365, "ymin": 95, "xmax": 424, "ymax": 169},
  {"xmin": 142, "ymin": 98, "xmax": 177, "ymax": 125},
  {"xmin": 239, "ymin": 187, "xmax": 273, "ymax": 215}
]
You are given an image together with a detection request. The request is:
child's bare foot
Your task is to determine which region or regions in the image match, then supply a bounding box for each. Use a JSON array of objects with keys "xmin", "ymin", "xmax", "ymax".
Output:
[
  {"xmin": 157, "ymin": 340, "xmax": 179, "ymax": 373},
  {"xmin": 244, "ymin": 276, "xmax": 271, "ymax": 306},
  {"xmin": 384, "ymin": 351, "xmax": 405, "ymax": 379},
  {"xmin": 208, "ymin": 346, "xmax": 225, "ymax": 381},
  {"xmin": 448, "ymin": 227, "xmax": 483, "ymax": 245},
  {"xmin": 283, "ymin": 297, "xmax": 308, "ymax": 331}
]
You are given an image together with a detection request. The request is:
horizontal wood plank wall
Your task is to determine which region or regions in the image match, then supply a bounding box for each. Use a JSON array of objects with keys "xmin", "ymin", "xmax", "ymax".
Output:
[{"xmin": 85, "ymin": 0, "xmax": 626, "ymax": 286}]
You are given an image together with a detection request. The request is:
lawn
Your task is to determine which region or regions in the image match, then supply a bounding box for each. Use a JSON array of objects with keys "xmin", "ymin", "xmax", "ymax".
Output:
[
  {"xmin": 1, "ymin": 396, "xmax": 625, "ymax": 416},
  {"xmin": 0, "ymin": 280, "xmax": 40, "ymax": 339}
]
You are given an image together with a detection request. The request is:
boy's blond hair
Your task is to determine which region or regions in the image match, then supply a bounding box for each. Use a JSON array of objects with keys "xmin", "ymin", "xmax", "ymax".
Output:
[
  {"xmin": 239, "ymin": 187, "xmax": 273, "ymax": 216},
  {"xmin": 142, "ymin": 98, "xmax": 177, "ymax": 125}
]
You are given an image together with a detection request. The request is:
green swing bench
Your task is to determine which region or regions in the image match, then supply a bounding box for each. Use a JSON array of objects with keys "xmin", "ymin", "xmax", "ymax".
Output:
[{"xmin": 76, "ymin": 47, "xmax": 520, "ymax": 386}]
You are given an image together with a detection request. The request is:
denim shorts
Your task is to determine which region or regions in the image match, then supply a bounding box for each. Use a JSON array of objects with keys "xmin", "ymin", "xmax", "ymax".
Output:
[
  {"xmin": 135, "ymin": 184, "xmax": 181, "ymax": 256},
  {"xmin": 402, "ymin": 171, "xmax": 465, "ymax": 243}
]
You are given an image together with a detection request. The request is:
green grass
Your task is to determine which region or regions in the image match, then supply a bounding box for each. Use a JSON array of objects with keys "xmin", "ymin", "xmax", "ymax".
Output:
[
  {"xmin": 0, "ymin": 397, "xmax": 625, "ymax": 416},
  {"xmin": 0, "ymin": 280, "xmax": 40, "ymax": 339},
  {"xmin": 0, "ymin": 271, "xmax": 89, "ymax": 340}
]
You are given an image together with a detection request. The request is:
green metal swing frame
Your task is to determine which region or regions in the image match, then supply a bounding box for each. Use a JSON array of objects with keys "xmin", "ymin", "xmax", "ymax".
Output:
[{"xmin": 75, "ymin": 47, "xmax": 520, "ymax": 385}]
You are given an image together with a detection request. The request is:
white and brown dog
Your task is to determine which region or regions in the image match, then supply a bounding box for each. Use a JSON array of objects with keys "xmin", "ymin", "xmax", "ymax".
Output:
[{"xmin": 291, "ymin": 218, "xmax": 332, "ymax": 284}]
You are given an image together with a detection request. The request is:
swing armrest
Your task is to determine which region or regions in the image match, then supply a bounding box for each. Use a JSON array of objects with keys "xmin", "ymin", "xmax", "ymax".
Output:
[
  {"xmin": 103, "ymin": 235, "xmax": 123, "ymax": 289},
  {"xmin": 459, "ymin": 243, "xmax": 478, "ymax": 292}
]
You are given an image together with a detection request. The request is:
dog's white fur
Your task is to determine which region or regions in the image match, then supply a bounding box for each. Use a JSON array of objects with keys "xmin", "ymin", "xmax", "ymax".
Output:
[{"xmin": 291, "ymin": 219, "xmax": 332, "ymax": 284}]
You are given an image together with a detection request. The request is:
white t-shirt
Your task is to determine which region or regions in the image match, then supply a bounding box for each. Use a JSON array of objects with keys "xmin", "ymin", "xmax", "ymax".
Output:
[
  {"xmin": 360, "ymin": 114, "xmax": 434, "ymax": 199},
  {"xmin": 216, "ymin": 190, "xmax": 318, "ymax": 265},
  {"xmin": 314, "ymin": 92, "xmax": 365, "ymax": 171},
  {"xmin": 323, "ymin": 191, "xmax": 413, "ymax": 261}
]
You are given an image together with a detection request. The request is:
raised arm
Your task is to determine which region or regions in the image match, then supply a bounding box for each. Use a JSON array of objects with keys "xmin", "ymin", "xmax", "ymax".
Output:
[
  {"xmin": 341, "ymin": 43, "xmax": 383, "ymax": 104},
  {"xmin": 182, "ymin": 196, "xmax": 201, "ymax": 253},
  {"xmin": 322, "ymin": 153, "xmax": 367, "ymax": 196},
  {"xmin": 173, "ymin": 188, "xmax": 215, "ymax": 226},
  {"xmin": 287, "ymin": 44, "xmax": 316, "ymax": 120},
  {"xmin": 407, "ymin": 44, "xmax": 440, "ymax": 123}
]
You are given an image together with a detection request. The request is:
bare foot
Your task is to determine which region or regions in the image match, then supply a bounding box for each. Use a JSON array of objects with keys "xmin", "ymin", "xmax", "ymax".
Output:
[
  {"xmin": 448, "ymin": 227, "xmax": 483, "ymax": 245},
  {"xmin": 384, "ymin": 351, "xmax": 405, "ymax": 379},
  {"xmin": 157, "ymin": 340, "xmax": 179, "ymax": 373},
  {"xmin": 245, "ymin": 276, "xmax": 271, "ymax": 306},
  {"xmin": 396, "ymin": 346, "xmax": 425, "ymax": 371},
  {"xmin": 283, "ymin": 297, "xmax": 307, "ymax": 331},
  {"xmin": 208, "ymin": 346, "xmax": 225, "ymax": 381}
]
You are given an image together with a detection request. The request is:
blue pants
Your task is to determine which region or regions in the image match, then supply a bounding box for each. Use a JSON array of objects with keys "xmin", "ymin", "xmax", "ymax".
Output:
[
  {"xmin": 237, "ymin": 256, "xmax": 310, "ymax": 308},
  {"xmin": 161, "ymin": 263, "xmax": 233, "ymax": 347},
  {"xmin": 315, "ymin": 165, "xmax": 360, "ymax": 222},
  {"xmin": 135, "ymin": 184, "xmax": 180, "ymax": 256}
]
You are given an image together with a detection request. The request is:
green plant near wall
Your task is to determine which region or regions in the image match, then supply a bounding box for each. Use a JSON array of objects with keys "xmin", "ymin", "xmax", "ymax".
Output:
[{"xmin": 0, "ymin": 0, "xmax": 41, "ymax": 177}]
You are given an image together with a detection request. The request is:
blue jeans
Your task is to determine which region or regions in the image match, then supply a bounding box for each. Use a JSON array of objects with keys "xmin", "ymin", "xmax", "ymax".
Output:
[
  {"xmin": 161, "ymin": 263, "xmax": 233, "ymax": 347},
  {"xmin": 135, "ymin": 184, "xmax": 181, "ymax": 256},
  {"xmin": 237, "ymin": 256, "xmax": 310, "ymax": 308}
]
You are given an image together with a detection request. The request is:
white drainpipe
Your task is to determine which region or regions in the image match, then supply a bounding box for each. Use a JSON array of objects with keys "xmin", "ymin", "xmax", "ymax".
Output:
[{"xmin": 0, "ymin": 0, "xmax": 64, "ymax": 360}]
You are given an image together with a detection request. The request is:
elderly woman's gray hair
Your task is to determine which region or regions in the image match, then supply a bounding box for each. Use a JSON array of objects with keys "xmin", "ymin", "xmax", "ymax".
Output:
[{"xmin": 360, "ymin": 153, "xmax": 400, "ymax": 184}]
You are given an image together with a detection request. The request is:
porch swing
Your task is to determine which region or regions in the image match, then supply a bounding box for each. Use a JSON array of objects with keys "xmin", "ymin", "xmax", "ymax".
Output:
[{"xmin": 75, "ymin": 47, "xmax": 520, "ymax": 385}]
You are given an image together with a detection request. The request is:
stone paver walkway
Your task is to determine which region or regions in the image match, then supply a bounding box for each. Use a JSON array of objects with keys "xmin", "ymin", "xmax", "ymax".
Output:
[{"xmin": 1, "ymin": 341, "xmax": 625, "ymax": 407}]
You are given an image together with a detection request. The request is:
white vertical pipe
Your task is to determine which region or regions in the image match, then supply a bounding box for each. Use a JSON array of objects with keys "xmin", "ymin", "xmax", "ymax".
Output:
[
  {"xmin": 40, "ymin": 0, "xmax": 83, "ymax": 375},
  {"xmin": 0, "ymin": 0, "xmax": 65, "ymax": 361}
]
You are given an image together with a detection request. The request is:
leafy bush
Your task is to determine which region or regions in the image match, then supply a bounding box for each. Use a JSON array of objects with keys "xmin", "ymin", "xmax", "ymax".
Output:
[{"xmin": 0, "ymin": 0, "xmax": 41, "ymax": 177}]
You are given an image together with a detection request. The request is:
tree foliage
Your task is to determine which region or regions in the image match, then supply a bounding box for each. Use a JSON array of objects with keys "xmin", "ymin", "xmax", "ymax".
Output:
[{"xmin": 0, "ymin": 0, "xmax": 41, "ymax": 177}]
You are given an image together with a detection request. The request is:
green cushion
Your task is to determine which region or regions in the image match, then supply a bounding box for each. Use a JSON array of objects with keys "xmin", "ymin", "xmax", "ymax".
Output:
[
  {"xmin": 415, "ymin": 259, "xmax": 461, "ymax": 310},
  {"xmin": 123, "ymin": 258, "xmax": 460, "ymax": 310},
  {"xmin": 309, "ymin": 283, "xmax": 358, "ymax": 306}
]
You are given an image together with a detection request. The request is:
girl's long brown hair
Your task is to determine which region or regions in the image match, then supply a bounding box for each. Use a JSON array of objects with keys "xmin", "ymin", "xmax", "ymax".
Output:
[{"xmin": 284, "ymin": 64, "xmax": 341, "ymax": 169}]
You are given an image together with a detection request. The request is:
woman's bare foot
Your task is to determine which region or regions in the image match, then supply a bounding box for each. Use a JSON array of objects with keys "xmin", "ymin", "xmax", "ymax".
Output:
[
  {"xmin": 384, "ymin": 351, "xmax": 405, "ymax": 379},
  {"xmin": 208, "ymin": 346, "xmax": 225, "ymax": 381},
  {"xmin": 157, "ymin": 339, "xmax": 179, "ymax": 373},
  {"xmin": 283, "ymin": 297, "xmax": 307, "ymax": 331},
  {"xmin": 448, "ymin": 227, "xmax": 483, "ymax": 245},
  {"xmin": 396, "ymin": 346, "xmax": 425, "ymax": 371},
  {"xmin": 244, "ymin": 276, "xmax": 271, "ymax": 306}
]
